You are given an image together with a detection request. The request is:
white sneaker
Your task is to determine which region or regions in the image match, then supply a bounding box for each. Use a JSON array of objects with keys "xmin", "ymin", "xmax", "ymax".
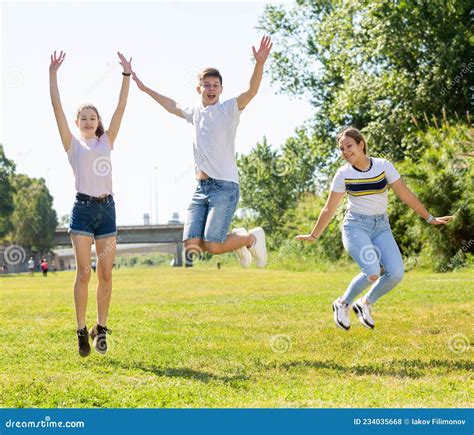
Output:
[
  {"xmin": 352, "ymin": 298, "xmax": 375, "ymax": 329},
  {"xmin": 232, "ymin": 228, "xmax": 252, "ymax": 268},
  {"xmin": 332, "ymin": 298, "xmax": 350, "ymax": 330},
  {"xmin": 248, "ymin": 227, "xmax": 267, "ymax": 268}
]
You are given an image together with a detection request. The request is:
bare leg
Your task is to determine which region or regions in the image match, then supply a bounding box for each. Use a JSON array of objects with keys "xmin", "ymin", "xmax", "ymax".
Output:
[
  {"xmin": 203, "ymin": 233, "xmax": 255, "ymax": 255},
  {"xmin": 71, "ymin": 235, "xmax": 93, "ymax": 329},
  {"xmin": 95, "ymin": 237, "xmax": 116, "ymax": 326}
]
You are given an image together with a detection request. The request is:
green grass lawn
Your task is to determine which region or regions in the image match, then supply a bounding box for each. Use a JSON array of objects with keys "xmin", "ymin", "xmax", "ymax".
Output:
[{"xmin": 0, "ymin": 266, "xmax": 472, "ymax": 408}]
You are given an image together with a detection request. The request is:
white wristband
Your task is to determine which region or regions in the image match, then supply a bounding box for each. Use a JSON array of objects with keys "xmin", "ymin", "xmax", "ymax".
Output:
[{"xmin": 426, "ymin": 214, "xmax": 434, "ymax": 223}]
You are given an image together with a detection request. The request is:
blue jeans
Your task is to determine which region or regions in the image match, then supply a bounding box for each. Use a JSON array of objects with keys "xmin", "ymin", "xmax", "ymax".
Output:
[
  {"xmin": 183, "ymin": 178, "xmax": 240, "ymax": 243},
  {"xmin": 340, "ymin": 210, "xmax": 404, "ymax": 305}
]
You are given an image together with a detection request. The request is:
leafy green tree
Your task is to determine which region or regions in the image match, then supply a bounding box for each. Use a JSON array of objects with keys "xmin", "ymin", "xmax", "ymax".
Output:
[
  {"xmin": 10, "ymin": 174, "xmax": 58, "ymax": 254},
  {"xmin": 391, "ymin": 123, "xmax": 473, "ymax": 271},
  {"xmin": 259, "ymin": 0, "xmax": 472, "ymax": 164},
  {"xmin": 237, "ymin": 138, "xmax": 293, "ymax": 241},
  {"xmin": 0, "ymin": 145, "xmax": 16, "ymax": 239}
]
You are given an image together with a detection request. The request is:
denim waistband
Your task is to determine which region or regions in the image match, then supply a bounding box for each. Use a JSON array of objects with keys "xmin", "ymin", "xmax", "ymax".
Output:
[
  {"xmin": 197, "ymin": 178, "xmax": 237, "ymax": 186},
  {"xmin": 76, "ymin": 193, "xmax": 113, "ymax": 204},
  {"xmin": 345, "ymin": 210, "xmax": 388, "ymax": 222}
]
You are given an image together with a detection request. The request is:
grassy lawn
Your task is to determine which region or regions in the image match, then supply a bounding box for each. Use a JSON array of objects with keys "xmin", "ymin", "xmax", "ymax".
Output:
[{"xmin": 0, "ymin": 266, "xmax": 472, "ymax": 408}]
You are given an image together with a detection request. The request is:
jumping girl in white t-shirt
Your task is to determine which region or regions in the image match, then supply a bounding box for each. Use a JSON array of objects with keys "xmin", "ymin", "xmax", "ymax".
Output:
[
  {"xmin": 49, "ymin": 50, "xmax": 132, "ymax": 356},
  {"xmin": 296, "ymin": 127, "xmax": 452, "ymax": 330}
]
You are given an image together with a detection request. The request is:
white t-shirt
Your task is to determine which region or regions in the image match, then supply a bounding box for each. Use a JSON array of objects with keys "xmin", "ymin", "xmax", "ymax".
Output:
[
  {"xmin": 67, "ymin": 133, "xmax": 113, "ymax": 197},
  {"xmin": 181, "ymin": 98, "xmax": 241, "ymax": 183},
  {"xmin": 331, "ymin": 157, "xmax": 401, "ymax": 215}
]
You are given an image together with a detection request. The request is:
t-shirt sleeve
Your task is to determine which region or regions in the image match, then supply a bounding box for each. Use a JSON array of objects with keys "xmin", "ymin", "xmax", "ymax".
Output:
[
  {"xmin": 101, "ymin": 131, "xmax": 113, "ymax": 150},
  {"xmin": 330, "ymin": 169, "xmax": 346, "ymax": 193},
  {"xmin": 222, "ymin": 98, "xmax": 241, "ymax": 119},
  {"xmin": 384, "ymin": 160, "xmax": 401, "ymax": 183},
  {"xmin": 67, "ymin": 136, "xmax": 77, "ymax": 157},
  {"xmin": 181, "ymin": 105, "xmax": 195, "ymax": 124}
]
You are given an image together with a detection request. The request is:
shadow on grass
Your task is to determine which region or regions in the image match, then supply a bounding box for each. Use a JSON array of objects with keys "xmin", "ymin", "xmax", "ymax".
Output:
[
  {"xmin": 277, "ymin": 359, "xmax": 473, "ymax": 379},
  {"xmin": 106, "ymin": 358, "xmax": 251, "ymax": 384}
]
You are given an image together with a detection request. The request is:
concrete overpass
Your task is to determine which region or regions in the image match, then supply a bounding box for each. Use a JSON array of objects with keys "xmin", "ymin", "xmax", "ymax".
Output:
[{"xmin": 53, "ymin": 224, "xmax": 185, "ymax": 266}]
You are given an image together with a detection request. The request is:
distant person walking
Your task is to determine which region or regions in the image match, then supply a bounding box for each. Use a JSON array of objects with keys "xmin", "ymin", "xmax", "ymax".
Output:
[
  {"xmin": 49, "ymin": 50, "xmax": 132, "ymax": 357},
  {"xmin": 28, "ymin": 257, "xmax": 35, "ymax": 276},
  {"xmin": 40, "ymin": 259, "xmax": 49, "ymax": 277}
]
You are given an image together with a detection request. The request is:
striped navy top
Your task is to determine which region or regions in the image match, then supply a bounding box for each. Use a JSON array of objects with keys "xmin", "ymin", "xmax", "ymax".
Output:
[{"xmin": 331, "ymin": 157, "xmax": 401, "ymax": 215}]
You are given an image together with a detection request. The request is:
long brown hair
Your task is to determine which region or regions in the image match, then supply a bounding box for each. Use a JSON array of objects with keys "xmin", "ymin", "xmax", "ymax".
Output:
[
  {"xmin": 336, "ymin": 127, "xmax": 367, "ymax": 154},
  {"xmin": 76, "ymin": 104, "xmax": 105, "ymax": 138}
]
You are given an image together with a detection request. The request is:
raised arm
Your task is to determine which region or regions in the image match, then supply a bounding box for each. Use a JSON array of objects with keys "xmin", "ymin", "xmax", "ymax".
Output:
[
  {"xmin": 49, "ymin": 51, "xmax": 72, "ymax": 152},
  {"xmin": 132, "ymin": 72, "xmax": 184, "ymax": 119},
  {"xmin": 389, "ymin": 179, "xmax": 453, "ymax": 225},
  {"xmin": 236, "ymin": 36, "xmax": 273, "ymax": 111},
  {"xmin": 296, "ymin": 191, "xmax": 346, "ymax": 242},
  {"xmin": 107, "ymin": 52, "xmax": 132, "ymax": 146}
]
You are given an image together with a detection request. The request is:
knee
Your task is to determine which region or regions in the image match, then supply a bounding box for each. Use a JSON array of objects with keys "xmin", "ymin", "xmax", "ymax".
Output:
[
  {"xmin": 387, "ymin": 267, "xmax": 404, "ymax": 283},
  {"xmin": 76, "ymin": 267, "xmax": 91, "ymax": 284},
  {"xmin": 97, "ymin": 269, "xmax": 112, "ymax": 285}
]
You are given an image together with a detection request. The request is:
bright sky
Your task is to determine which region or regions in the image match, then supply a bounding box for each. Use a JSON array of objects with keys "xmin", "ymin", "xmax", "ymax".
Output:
[{"xmin": 1, "ymin": 0, "xmax": 314, "ymax": 225}]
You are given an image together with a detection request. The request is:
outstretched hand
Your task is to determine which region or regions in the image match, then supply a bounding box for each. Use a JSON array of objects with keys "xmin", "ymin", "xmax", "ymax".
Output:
[
  {"xmin": 430, "ymin": 216, "xmax": 453, "ymax": 225},
  {"xmin": 131, "ymin": 71, "xmax": 146, "ymax": 91},
  {"xmin": 295, "ymin": 234, "xmax": 317, "ymax": 243},
  {"xmin": 252, "ymin": 36, "xmax": 273, "ymax": 65},
  {"xmin": 50, "ymin": 50, "xmax": 66, "ymax": 73},
  {"xmin": 118, "ymin": 52, "xmax": 132, "ymax": 74}
]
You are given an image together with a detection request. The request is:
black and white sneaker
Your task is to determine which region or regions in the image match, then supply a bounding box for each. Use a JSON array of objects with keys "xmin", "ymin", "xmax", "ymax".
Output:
[
  {"xmin": 352, "ymin": 298, "xmax": 375, "ymax": 329},
  {"xmin": 77, "ymin": 326, "xmax": 91, "ymax": 357},
  {"xmin": 90, "ymin": 324, "xmax": 111, "ymax": 354},
  {"xmin": 332, "ymin": 298, "xmax": 350, "ymax": 330}
]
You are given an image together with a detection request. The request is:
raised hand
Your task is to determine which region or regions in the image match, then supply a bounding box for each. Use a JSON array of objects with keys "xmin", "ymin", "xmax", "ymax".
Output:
[
  {"xmin": 295, "ymin": 234, "xmax": 317, "ymax": 242},
  {"xmin": 50, "ymin": 50, "xmax": 66, "ymax": 73},
  {"xmin": 131, "ymin": 71, "xmax": 146, "ymax": 91},
  {"xmin": 252, "ymin": 36, "xmax": 273, "ymax": 65},
  {"xmin": 430, "ymin": 216, "xmax": 453, "ymax": 225},
  {"xmin": 117, "ymin": 52, "xmax": 132, "ymax": 74}
]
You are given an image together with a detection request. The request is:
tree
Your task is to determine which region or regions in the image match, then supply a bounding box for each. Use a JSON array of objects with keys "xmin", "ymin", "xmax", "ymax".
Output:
[
  {"xmin": 10, "ymin": 174, "xmax": 58, "ymax": 254},
  {"xmin": 0, "ymin": 145, "xmax": 16, "ymax": 239},
  {"xmin": 259, "ymin": 0, "xmax": 472, "ymax": 165},
  {"xmin": 237, "ymin": 138, "xmax": 293, "ymax": 241}
]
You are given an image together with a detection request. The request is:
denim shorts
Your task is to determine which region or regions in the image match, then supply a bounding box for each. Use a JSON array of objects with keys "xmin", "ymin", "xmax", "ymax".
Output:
[
  {"xmin": 68, "ymin": 194, "xmax": 117, "ymax": 239},
  {"xmin": 183, "ymin": 178, "xmax": 240, "ymax": 243}
]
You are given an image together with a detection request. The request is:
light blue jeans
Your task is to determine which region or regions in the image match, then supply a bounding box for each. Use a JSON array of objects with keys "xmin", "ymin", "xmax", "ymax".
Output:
[{"xmin": 340, "ymin": 210, "xmax": 404, "ymax": 305}]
